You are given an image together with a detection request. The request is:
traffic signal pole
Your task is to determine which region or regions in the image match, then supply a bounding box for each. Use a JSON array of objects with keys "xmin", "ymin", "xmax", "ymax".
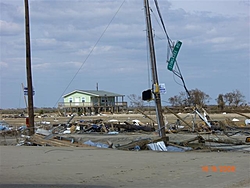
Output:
[
  {"xmin": 24, "ymin": 0, "xmax": 35, "ymax": 135},
  {"xmin": 144, "ymin": 0, "xmax": 168, "ymax": 143}
]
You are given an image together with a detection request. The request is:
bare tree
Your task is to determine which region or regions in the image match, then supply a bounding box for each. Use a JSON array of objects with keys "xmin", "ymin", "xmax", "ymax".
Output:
[
  {"xmin": 168, "ymin": 88, "xmax": 210, "ymax": 107},
  {"xmin": 216, "ymin": 94, "xmax": 225, "ymax": 111},
  {"xmin": 224, "ymin": 92, "xmax": 234, "ymax": 106},
  {"xmin": 128, "ymin": 94, "xmax": 144, "ymax": 108},
  {"xmin": 168, "ymin": 95, "xmax": 183, "ymax": 107},
  {"xmin": 233, "ymin": 90, "xmax": 245, "ymax": 107},
  {"xmin": 180, "ymin": 91, "xmax": 191, "ymax": 106},
  {"xmin": 224, "ymin": 90, "xmax": 245, "ymax": 107},
  {"xmin": 188, "ymin": 89, "xmax": 210, "ymax": 107}
]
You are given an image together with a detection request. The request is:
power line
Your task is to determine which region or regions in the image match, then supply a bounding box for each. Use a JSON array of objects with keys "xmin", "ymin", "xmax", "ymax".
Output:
[
  {"xmin": 54, "ymin": 0, "xmax": 126, "ymax": 107},
  {"xmin": 153, "ymin": 0, "xmax": 172, "ymax": 49},
  {"xmin": 153, "ymin": 0, "xmax": 191, "ymax": 99}
]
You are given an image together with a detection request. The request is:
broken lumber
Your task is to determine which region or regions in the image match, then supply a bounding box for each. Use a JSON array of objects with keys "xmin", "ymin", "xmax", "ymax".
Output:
[
  {"xmin": 233, "ymin": 112, "xmax": 250, "ymax": 119},
  {"xmin": 164, "ymin": 106, "xmax": 194, "ymax": 131},
  {"xmin": 28, "ymin": 134, "xmax": 91, "ymax": 147},
  {"xmin": 204, "ymin": 137, "xmax": 244, "ymax": 145},
  {"xmin": 113, "ymin": 122, "xmax": 155, "ymax": 132},
  {"xmin": 136, "ymin": 109, "xmax": 157, "ymax": 124},
  {"xmin": 116, "ymin": 138, "xmax": 151, "ymax": 150},
  {"xmin": 180, "ymin": 136, "xmax": 205, "ymax": 146}
]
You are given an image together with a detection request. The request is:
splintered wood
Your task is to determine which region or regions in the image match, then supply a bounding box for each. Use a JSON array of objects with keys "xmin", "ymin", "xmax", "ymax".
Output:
[{"xmin": 29, "ymin": 134, "xmax": 90, "ymax": 147}]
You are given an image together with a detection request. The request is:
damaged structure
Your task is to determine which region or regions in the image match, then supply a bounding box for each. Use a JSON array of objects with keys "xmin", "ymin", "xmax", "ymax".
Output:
[{"xmin": 2, "ymin": 108, "xmax": 250, "ymax": 153}]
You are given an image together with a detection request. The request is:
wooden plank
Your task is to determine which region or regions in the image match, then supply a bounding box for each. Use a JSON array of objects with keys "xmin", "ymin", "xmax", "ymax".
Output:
[
  {"xmin": 136, "ymin": 109, "xmax": 157, "ymax": 124},
  {"xmin": 29, "ymin": 134, "xmax": 91, "ymax": 147},
  {"xmin": 116, "ymin": 138, "xmax": 151, "ymax": 150}
]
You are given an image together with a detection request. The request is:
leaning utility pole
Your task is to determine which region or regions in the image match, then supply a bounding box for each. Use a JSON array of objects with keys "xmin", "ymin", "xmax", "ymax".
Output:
[
  {"xmin": 24, "ymin": 0, "xmax": 35, "ymax": 135},
  {"xmin": 144, "ymin": 0, "xmax": 168, "ymax": 142}
]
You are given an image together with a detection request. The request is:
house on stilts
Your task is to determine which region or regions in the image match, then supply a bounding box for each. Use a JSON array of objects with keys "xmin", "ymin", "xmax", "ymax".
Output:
[{"xmin": 58, "ymin": 90, "xmax": 127, "ymax": 115}]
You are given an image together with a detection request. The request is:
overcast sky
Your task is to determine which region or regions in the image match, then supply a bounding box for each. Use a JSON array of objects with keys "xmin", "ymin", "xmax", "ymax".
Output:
[{"xmin": 0, "ymin": 0, "xmax": 249, "ymax": 109}]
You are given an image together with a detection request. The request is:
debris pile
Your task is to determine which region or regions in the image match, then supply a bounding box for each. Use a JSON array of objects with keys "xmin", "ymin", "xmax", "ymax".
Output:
[
  {"xmin": 1, "ymin": 111, "xmax": 250, "ymax": 152},
  {"xmin": 75, "ymin": 119, "xmax": 155, "ymax": 134},
  {"xmin": 21, "ymin": 134, "xmax": 90, "ymax": 147}
]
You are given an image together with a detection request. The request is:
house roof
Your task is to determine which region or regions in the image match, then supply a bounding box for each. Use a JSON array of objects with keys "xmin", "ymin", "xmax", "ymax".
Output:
[{"xmin": 63, "ymin": 90, "xmax": 124, "ymax": 98}]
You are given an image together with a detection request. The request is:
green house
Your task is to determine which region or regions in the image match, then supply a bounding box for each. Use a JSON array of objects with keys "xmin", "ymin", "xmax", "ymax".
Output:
[{"xmin": 58, "ymin": 90, "xmax": 127, "ymax": 114}]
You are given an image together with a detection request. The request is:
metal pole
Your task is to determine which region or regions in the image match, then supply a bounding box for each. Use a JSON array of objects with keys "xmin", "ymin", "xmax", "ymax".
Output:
[
  {"xmin": 144, "ymin": 0, "xmax": 167, "ymax": 142},
  {"xmin": 24, "ymin": 0, "xmax": 35, "ymax": 135}
]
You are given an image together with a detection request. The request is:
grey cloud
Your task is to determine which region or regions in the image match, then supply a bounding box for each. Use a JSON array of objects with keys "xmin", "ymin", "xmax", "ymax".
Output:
[{"xmin": 0, "ymin": 0, "xmax": 249, "ymax": 108}]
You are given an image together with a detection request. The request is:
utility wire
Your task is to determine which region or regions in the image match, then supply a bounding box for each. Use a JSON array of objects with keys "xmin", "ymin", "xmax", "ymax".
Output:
[
  {"xmin": 153, "ymin": 0, "xmax": 172, "ymax": 49},
  {"xmin": 150, "ymin": 4, "xmax": 172, "ymax": 62},
  {"xmin": 153, "ymin": 1, "xmax": 241, "ymax": 147},
  {"xmin": 54, "ymin": 0, "xmax": 126, "ymax": 107},
  {"xmin": 153, "ymin": 0, "xmax": 191, "ymax": 99},
  {"xmin": 173, "ymin": 63, "xmax": 191, "ymax": 98}
]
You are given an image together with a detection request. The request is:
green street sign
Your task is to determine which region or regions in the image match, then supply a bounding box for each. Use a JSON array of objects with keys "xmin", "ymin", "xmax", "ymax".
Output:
[
  {"xmin": 167, "ymin": 57, "xmax": 175, "ymax": 71},
  {"xmin": 167, "ymin": 41, "xmax": 182, "ymax": 71}
]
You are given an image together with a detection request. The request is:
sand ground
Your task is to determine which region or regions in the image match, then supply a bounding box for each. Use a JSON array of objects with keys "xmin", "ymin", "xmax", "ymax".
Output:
[
  {"xmin": 0, "ymin": 113, "xmax": 250, "ymax": 188},
  {"xmin": 0, "ymin": 146, "xmax": 250, "ymax": 188}
]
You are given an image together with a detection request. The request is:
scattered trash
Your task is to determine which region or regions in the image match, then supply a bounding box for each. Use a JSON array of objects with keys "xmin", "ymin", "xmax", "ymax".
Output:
[
  {"xmin": 116, "ymin": 138, "xmax": 152, "ymax": 151},
  {"xmin": 2, "ymin": 109, "xmax": 250, "ymax": 153},
  {"xmin": 0, "ymin": 125, "xmax": 10, "ymax": 131},
  {"xmin": 132, "ymin": 119, "xmax": 141, "ymax": 125},
  {"xmin": 232, "ymin": 118, "xmax": 239, "ymax": 122},
  {"xmin": 134, "ymin": 145, "xmax": 140, "ymax": 151},
  {"xmin": 17, "ymin": 125, "xmax": 27, "ymax": 131},
  {"xmin": 84, "ymin": 140, "xmax": 109, "ymax": 148},
  {"xmin": 147, "ymin": 141, "xmax": 168, "ymax": 151},
  {"xmin": 63, "ymin": 128, "xmax": 71, "ymax": 134},
  {"xmin": 41, "ymin": 121, "xmax": 51, "ymax": 125},
  {"xmin": 108, "ymin": 119, "xmax": 119, "ymax": 122},
  {"xmin": 0, "ymin": 121, "xmax": 11, "ymax": 131},
  {"xmin": 166, "ymin": 146, "xmax": 192, "ymax": 152},
  {"xmin": 245, "ymin": 119, "xmax": 250, "ymax": 125},
  {"xmin": 36, "ymin": 128, "xmax": 51, "ymax": 136},
  {"xmin": 147, "ymin": 141, "xmax": 192, "ymax": 152},
  {"xmin": 108, "ymin": 131, "xmax": 119, "ymax": 135}
]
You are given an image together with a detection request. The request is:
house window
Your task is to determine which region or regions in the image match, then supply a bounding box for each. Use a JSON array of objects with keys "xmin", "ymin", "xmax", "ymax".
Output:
[
  {"xmin": 69, "ymin": 97, "xmax": 73, "ymax": 103},
  {"xmin": 82, "ymin": 97, "xmax": 85, "ymax": 102}
]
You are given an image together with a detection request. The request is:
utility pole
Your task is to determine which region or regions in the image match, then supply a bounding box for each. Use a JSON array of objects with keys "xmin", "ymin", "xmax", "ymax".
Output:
[
  {"xmin": 24, "ymin": 0, "xmax": 35, "ymax": 135},
  {"xmin": 144, "ymin": 0, "xmax": 168, "ymax": 143}
]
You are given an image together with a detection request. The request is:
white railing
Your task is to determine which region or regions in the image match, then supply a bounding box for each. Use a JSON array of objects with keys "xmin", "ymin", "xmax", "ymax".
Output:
[{"xmin": 58, "ymin": 102, "xmax": 127, "ymax": 108}]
